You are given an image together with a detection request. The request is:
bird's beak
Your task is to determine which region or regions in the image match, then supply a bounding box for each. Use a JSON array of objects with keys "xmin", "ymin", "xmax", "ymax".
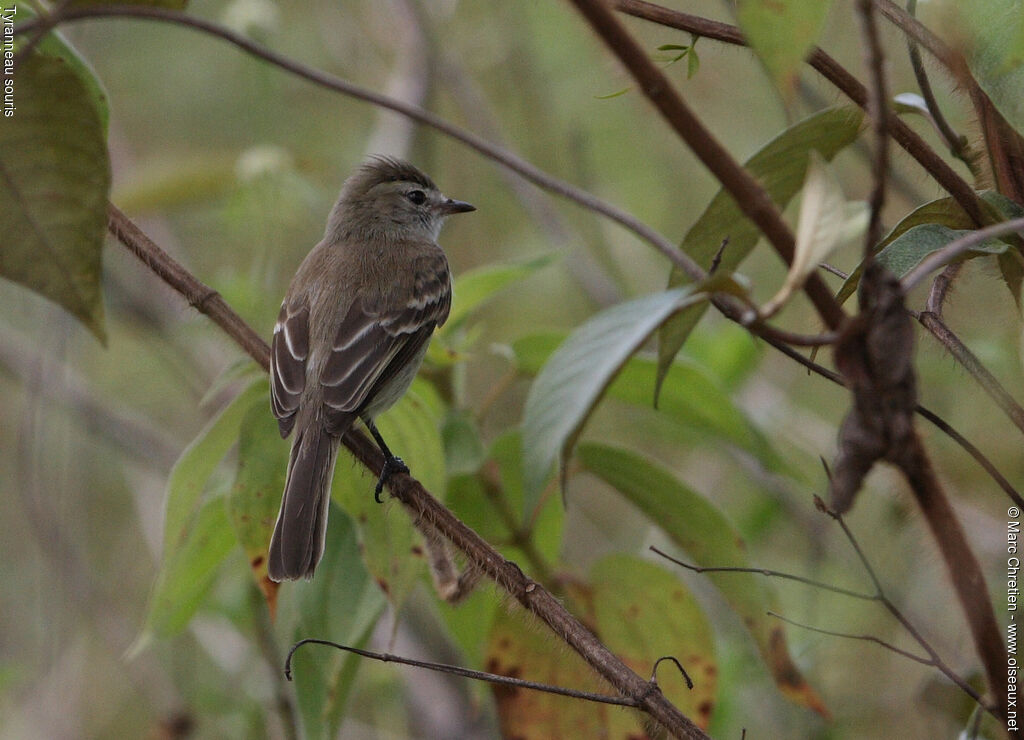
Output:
[{"xmin": 437, "ymin": 198, "xmax": 476, "ymax": 215}]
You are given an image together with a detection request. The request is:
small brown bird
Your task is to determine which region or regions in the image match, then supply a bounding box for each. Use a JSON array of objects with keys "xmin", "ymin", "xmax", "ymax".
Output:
[{"xmin": 268, "ymin": 156, "xmax": 474, "ymax": 581}]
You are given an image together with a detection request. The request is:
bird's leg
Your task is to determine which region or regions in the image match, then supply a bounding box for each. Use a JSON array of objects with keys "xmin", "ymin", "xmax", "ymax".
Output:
[{"xmin": 365, "ymin": 419, "xmax": 409, "ymax": 503}]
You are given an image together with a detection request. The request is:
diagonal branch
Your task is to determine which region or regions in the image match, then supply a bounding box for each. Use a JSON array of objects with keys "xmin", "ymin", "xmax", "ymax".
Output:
[
  {"xmin": 106, "ymin": 204, "xmax": 709, "ymax": 739},
  {"xmin": 612, "ymin": 0, "xmax": 988, "ymax": 227},
  {"xmin": 567, "ymin": 0, "xmax": 846, "ymax": 330}
]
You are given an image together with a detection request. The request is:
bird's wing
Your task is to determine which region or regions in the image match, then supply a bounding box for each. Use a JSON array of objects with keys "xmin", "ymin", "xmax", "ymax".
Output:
[
  {"xmin": 270, "ymin": 301, "xmax": 310, "ymax": 438},
  {"xmin": 320, "ymin": 251, "xmax": 450, "ymax": 432}
]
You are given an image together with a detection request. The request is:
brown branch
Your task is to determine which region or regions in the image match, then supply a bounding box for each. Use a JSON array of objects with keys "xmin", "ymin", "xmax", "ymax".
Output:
[
  {"xmin": 567, "ymin": 0, "xmax": 846, "ymax": 331},
  {"xmin": 106, "ymin": 204, "xmax": 708, "ymax": 739},
  {"xmin": 855, "ymin": 0, "xmax": 890, "ymax": 256},
  {"xmin": 917, "ymin": 311, "xmax": 1024, "ymax": 435},
  {"xmin": 613, "ymin": 0, "xmax": 989, "ymax": 227},
  {"xmin": 899, "ymin": 434, "xmax": 1009, "ymax": 725}
]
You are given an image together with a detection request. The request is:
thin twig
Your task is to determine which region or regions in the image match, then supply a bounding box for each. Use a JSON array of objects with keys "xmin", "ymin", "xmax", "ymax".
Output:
[
  {"xmin": 819, "ymin": 499, "xmax": 994, "ymax": 713},
  {"xmin": 767, "ymin": 611, "xmax": 934, "ymax": 666},
  {"xmin": 285, "ymin": 639, "xmax": 664, "ymax": 707},
  {"xmin": 568, "ymin": 0, "xmax": 847, "ymax": 331},
  {"xmin": 917, "ymin": 311, "xmax": 1024, "ymax": 436},
  {"xmin": 925, "ymin": 263, "xmax": 959, "ymax": 317},
  {"xmin": 904, "ymin": 0, "xmax": 975, "ymax": 171},
  {"xmin": 649, "ymin": 546, "xmax": 876, "ymax": 601},
  {"xmin": 14, "ymin": 5, "xmax": 707, "ymax": 285}
]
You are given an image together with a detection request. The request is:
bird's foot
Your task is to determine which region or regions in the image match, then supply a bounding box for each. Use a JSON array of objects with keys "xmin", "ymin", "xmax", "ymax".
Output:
[{"xmin": 374, "ymin": 455, "xmax": 409, "ymax": 503}]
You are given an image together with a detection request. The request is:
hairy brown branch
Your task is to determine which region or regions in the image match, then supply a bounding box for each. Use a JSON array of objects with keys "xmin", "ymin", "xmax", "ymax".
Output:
[
  {"xmin": 568, "ymin": 0, "xmax": 846, "ymax": 330},
  {"xmin": 106, "ymin": 204, "xmax": 708, "ymax": 739},
  {"xmin": 855, "ymin": 0, "xmax": 890, "ymax": 256}
]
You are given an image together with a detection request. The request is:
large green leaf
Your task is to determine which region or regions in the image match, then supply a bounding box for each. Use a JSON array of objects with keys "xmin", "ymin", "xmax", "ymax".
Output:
[
  {"xmin": 871, "ymin": 224, "xmax": 1007, "ymax": 282},
  {"xmin": 737, "ymin": 0, "xmax": 833, "ymax": 97},
  {"xmin": 163, "ymin": 378, "xmax": 268, "ymax": 559},
  {"xmin": 0, "ymin": 52, "xmax": 111, "ymax": 341},
  {"xmin": 577, "ymin": 443, "xmax": 828, "ymax": 716},
  {"xmin": 835, "ymin": 190, "xmax": 1021, "ymax": 305},
  {"xmin": 276, "ymin": 504, "xmax": 386, "ymax": 740},
  {"xmin": 332, "ymin": 378, "xmax": 446, "ymax": 609},
  {"xmin": 521, "ymin": 287, "xmax": 706, "ymax": 516},
  {"xmin": 486, "ymin": 554, "xmax": 716, "ymax": 737},
  {"xmin": 658, "ymin": 106, "xmax": 864, "ymax": 393},
  {"xmin": 134, "ymin": 495, "xmax": 237, "ymax": 648},
  {"xmin": 516, "ymin": 332, "xmax": 785, "ymax": 472},
  {"xmin": 227, "ymin": 400, "xmax": 288, "ymax": 608}
]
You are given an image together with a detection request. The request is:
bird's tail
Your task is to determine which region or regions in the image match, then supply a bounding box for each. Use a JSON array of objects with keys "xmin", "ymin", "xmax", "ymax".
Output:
[{"xmin": 268, "ymin": 423, "xmax": 339, "ymax": 581}]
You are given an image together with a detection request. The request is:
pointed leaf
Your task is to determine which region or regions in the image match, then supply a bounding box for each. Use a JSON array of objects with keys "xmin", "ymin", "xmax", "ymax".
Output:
[
  {"xmin": 658, "ymin": 106, "xmax": 864, "ymax": 394},
  {"xmin": 332, "ymin": 379, "xmax": 445, "ymax": 609},
  {"xmin": 737, "ymin": 0, "xmax": 834, "ymax": 97},
  {"xmin": 762, "ymin": 153, "xmax": 867, "ymax": 317},
  {"xmin": 577, "ymin": 443, "xmax": 828, "ymax": 716},
  {"xmin": 137, "ymin": 496, "xmax": 237, "ymax": 644},
  {"xmin": 163, "ymin": 378, "xmax": 268, "ymax": 559},
  {"xmin": 227, "ymin": 401, "xmax": 288, "ymax": 615},
  {"xmin": 835, "ymin": 190, "xmax": 1022, "ymax": 305},
  {"xmin": 0, "ymin": 52, "xmax": 110, "ymax": 341},
  {"xmin": 516, "ymin": 332, "xmax": 785, "ymax": 473},
  {"xmin": 521, "ymin": 287, "xmax": 705, "ymax": 516},
  {"xmin": 276, "ymin": 504, "xmax": 386, "ymax": 740}
]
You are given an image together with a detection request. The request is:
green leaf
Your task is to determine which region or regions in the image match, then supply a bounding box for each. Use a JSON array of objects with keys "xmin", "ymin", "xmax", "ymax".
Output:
[
  {"xmin": 0, "ymin": 52, "xmax": 111, "ymax": 341},
  {"xmin": 227, "ymin": 400, "xmax": 288, "ymax": 597},
  {"xmin": 957, "ymin": 0, "xmax": 1024, "ymax": 138},
  {"xmin": 658, "ymin": 106, "xmax": 864, "ymax": 394},
  {"xmin": 442, "ymin": 409, "xmax": 487, "ymax": 477},
  {"xmin": 135, "ymin": 496, "xmax": 237, "ymax": 646},
  {"xmin": 835, "ymin": 190, "xmax": 1021, "ymax": 305},
  {"xmin": 332, "ymin": 379, "xmax": 445, "ymax": 609},
  {"xmin": 687, "ymin": 44, "xmax": 701, "ymax": 79},
  {"xmin": 577, "ymin": 443, "xmax": 828, "ymax": 716},
  {"xmin": 521, "ymin": 287, "xmax": 706, "ymax": 516},
  {"xmin": 486, "ymin": 554, "xmax": 716, "ymax": 735},
  {"xmin": 276, "ymin": 504, "xmax": 386, "ymax": 740},
  {"xmin": 443, "ymin": 254, "xmax": 557, "ymax": 333},
  {"xmin": 737, "ymin": 0, "xmax": 833, "ymax": 97},
  {"xmin": 516, "ymin": 333, "xmax": 785, "ymax": 474},
  {"xmin": 32, "ymin": 31, "xmax": 110, "ymax": 133},
  {"xmin": 878, "ymin": 224, "xmax": 1007, "ymax": 279},
  {"xmin": 163, "ymin": 379, "xmax": 268, "ymax": 560},
  {"xmin": 762, "ymin": 153, "xmax": 867, "ymax": 317}
]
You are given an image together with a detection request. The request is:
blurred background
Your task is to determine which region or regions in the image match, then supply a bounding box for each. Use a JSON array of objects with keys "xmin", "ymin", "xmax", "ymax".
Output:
[{"xmin": 1, "ymin": 0, "xmax": 1022, "ymax": 737}]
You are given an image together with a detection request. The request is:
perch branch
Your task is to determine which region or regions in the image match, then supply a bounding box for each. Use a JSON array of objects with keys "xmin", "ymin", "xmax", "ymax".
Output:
[{"xmin": 106, "ymin": 204, "xmax": 708, "ymax": 738}]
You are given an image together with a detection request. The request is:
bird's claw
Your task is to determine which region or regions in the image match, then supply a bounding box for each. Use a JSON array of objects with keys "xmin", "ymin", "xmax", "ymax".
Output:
[{"xmin": 374, "ymin": 456, "xmax": 409, "ymax": 503}]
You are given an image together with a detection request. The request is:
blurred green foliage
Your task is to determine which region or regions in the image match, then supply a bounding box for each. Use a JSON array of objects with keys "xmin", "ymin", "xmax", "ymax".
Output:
[{"xmin": 3, "ymin": 1, "xmax": 1024, "ymax": 739}]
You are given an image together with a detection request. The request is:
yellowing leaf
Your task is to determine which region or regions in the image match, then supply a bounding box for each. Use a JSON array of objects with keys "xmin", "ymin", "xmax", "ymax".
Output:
[{"xmin": 762, "ymin": 153, "xmax": 867, "ymax": 317}]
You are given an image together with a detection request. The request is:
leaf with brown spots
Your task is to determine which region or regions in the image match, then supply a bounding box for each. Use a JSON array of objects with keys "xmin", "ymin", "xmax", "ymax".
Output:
[
  {"xmin": 227, "ymin": 402, "xmax": 287, "ymax": 616},
  {"xmin": 485, "ymin": 554, "xmax": 715, "ymax": 737},
  {"xmin": 331, "ymin": 379, "xmax": 446, "ymax": 610},
  {"xmin": 578, "ymin": 443, "xmax": 829, "ymax": 717}
]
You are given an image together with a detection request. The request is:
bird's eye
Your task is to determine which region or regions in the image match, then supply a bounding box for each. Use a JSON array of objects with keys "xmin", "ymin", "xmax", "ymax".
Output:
[{"xmin": 406, "ymin": 189, "xmax": 426, "ymax": 205}]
